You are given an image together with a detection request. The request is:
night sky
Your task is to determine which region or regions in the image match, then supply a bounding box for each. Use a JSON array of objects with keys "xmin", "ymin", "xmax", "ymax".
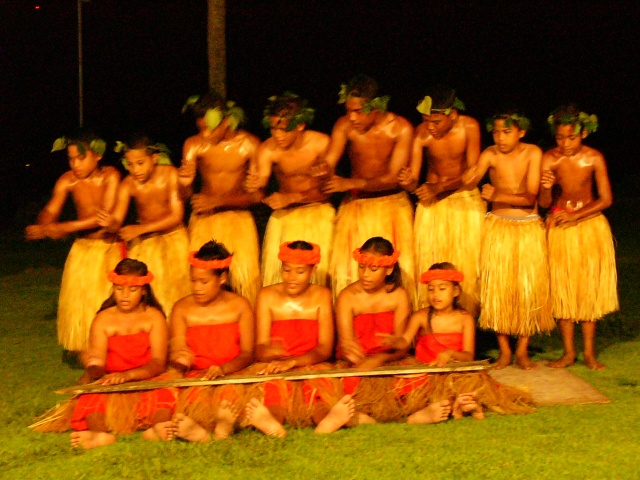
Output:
[{"xmin": 1, "ymin": 0, "xmax": 637, "ymax": 228}]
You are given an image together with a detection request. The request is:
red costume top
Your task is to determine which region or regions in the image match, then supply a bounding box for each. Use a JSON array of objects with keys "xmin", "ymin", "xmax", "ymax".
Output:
[
  {"xmin": 186, "ymin": 323, "xmax": 241, "ymax": 370},
  {"xmin": 105, "ymin": 332, "xmax": 152, "ymax": 372},
  {"xmin": 415, "ymin": 332, "xmax": 464, "ymax": 363},
  {"xmin": 353, "ymin": 311, "xmax": 394, "ymax": 355},
  {"xmin": 270, "ymin": 319, "xmax": 318, "ymax": 357}
]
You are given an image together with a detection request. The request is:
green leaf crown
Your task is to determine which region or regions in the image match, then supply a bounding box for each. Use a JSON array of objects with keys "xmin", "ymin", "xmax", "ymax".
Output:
[
  {"xmin": 416, "ymin": 96, "xmax": 465, "ymax": 116},
  {"xmin": 183, "ymin": 95, "xmax": 246, "ymax": 131},
  {"xmin": 547, "ymin": 110, "xmax": 598, "ymax": 135},
  {"xmin": 262, "ymin": 92, "xmax": 315, "ymax": 132},
  {"xmin": 115, "ymin": 141, "xmax": 173, "ymax": 169},
  {"xmin": 485, "ymin": 113, "xmax": 531, "ymax": 132},
  {"xmin": 337, "ymin": 83, "xmax": 390, "ymax": 114},
  {"xmin": 51, "ymin": 137, "xmax": 106, "ymax": 156}
]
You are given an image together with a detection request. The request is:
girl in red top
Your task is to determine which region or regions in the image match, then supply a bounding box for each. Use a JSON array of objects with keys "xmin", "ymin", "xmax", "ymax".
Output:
[
  {"xmin": 245, "ymin": 241, "xmax": 351, "ymax": 436},
  {"xmin": 70, "ymin": 258, "xmax": 174, "ymax": 449},
  {"xmin": 385, "ymin": 262, "xmax": 481, "ymax": 423},
  {"xmin": 169, "ymin": 240, "xmax": 255, "ymax": 442}
]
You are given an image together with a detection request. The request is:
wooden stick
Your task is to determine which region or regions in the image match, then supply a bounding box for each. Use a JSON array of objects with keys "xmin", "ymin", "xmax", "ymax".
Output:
[{"xmin": 55, "ymin": 360, "xmax": 491, "ymax": 395}]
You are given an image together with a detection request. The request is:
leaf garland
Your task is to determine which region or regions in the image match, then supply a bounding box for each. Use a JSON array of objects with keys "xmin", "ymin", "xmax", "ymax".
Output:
[
  {"xmin": 416, "ymin": 96, "xmax": 465, "ymax": 116},
  {"xmin": 337, "ymin": 83, "xmax": 390, "ymax": 114},
  {"xmin": 486, "ymin": 114, "xmax": 531, "ymax": 133},
  {"xmin": 547, "ymin": 111, "xmax": 598, "ymax": 135},
  {"xmin": 262, "ymin": 92, "xmax": 315, "ymax": 132}
]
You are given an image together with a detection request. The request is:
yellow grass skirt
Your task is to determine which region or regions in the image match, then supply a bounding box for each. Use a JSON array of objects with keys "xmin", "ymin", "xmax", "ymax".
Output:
[
  {"xmin": 57, "ymin": 238, "xmax": 122, "ymax": 351},
  {"xmin": 414, "ymin": 188, "xmax": 486, "ymax": 316},
  {"xmin": 547, "ymin": 214, "xmax": 618, "ymax": 321},
  {"xmin": 261, "ymin": 202, "xmax": 335, "ymax": 287},
  {"xmin": 478, "ymin": 213, "xmax": 554, "ymax": 336},
  {"xmin": 189, "ymin": 210, "xmax": 261, "ymax": 306},
  {"xmin": 330, "ymin": 192, "xmax": 416, "ymax": 306},
  {"xmin": 127, "ymin": 227, "xmax": 191, "ymax": 317}
]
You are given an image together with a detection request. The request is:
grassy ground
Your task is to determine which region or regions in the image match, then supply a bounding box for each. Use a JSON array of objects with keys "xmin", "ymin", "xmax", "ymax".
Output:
[{"xmin": 1, "ymin": 195, "xmax": 639, "ymax": 480}]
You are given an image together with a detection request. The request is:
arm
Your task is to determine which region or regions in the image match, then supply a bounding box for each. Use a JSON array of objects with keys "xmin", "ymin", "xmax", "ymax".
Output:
[
  {"xmin": 400, "ymin": 135, "xmax": 425, "ymax": 193},
  {"xmin": 538, "ymin": 153, "xmax": 556, "ymax": 209},
  {"xmin": 101, "ymin": 311, "xmax": 169, "ymax": 385},
  {"xmin": 97, "ymin": 180, "xmax": 132, "ymax": 232},
  {"xmin": 168, "ymin": 300, "xmax": 192, "ymax": 371},
  {"xmin": 254, "ymin": 290, "xmax": 285, "ymax": 362},
  {"xmin": 321, "ymin": 118, "xmax": 350, "ymax": 173},
  {"xmin": 462, "ymin": 149, "xmax": 491, "ymax": 189},
  {"xmin": 335, "ymin": 289, "xmax": 366, "ymax": 365},
  {"xmin": 83, "ymin": 313, "xmax": 109, "ymax": 381},
  {"xmin": 177, "ymin": 137, "xmax": 199, "ymax": 198},
  {"xmin": 383, "ymin": 309, "xmax": 426, "ymax": 350}
]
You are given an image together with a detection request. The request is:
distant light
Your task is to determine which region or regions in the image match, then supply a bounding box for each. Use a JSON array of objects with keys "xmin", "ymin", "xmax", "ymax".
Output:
[
  {"xmin": 35, "ymin": 5, "xmax": 41, "ymax": 9},
  {"xmin": 26, "ymin": 164, "xmax": 31, "ymax": 167}
]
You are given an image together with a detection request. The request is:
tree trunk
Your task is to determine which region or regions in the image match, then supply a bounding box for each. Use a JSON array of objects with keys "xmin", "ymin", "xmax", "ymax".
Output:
[{"xmin": 207, "ymin": 0, "xmax": 226, "ymax": 97}]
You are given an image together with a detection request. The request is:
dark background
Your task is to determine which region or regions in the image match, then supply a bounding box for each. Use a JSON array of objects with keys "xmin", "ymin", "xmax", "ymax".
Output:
[{"xmin": 2, "ymin": 0, "xmax": 638, "ymax": 230}]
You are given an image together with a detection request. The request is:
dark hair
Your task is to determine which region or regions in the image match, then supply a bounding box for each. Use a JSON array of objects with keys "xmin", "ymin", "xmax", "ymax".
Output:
[
  {"xmin": 98, "ymin": 258, "xmax": 165, "ymax": 316},
  {"xmin": 124, "ymin": 132, "xmax": 157, "ymax": 154},
  {"xmin": 360, "ymin": 236, "xmax": 402, "ymax": 291},
  {"xmin": 485, "ymin": 107, "xmax": 530, "ymax": 132},
  {"xmin": 287, "ymin": 240, "xmax": 314, "ymax": 251},
  {"xmin": 346, "ymin": 75, "xmax": 379, "ymax": 101},
  {"xmin": 194, "ymin": 240, "xmax": 233, "ymax": 291},
  {"xmin": 191, "ymin": 91, "xmax": 225, "ymax": 118},
  {"xmin": 428, "ymin": 85, "xmax": 457, "ymax": 110},
  {"xmin": 66, "ymin": 128, "xmax": 106, "ymax": 156}
]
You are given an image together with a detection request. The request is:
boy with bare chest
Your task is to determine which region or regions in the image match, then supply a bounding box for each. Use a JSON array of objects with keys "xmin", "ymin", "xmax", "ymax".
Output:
[
  {"xmin": 400, "ymin": 87, "xmax": 485, "ymax": 315},
  {"xmin": 464, "ymin": 111, "xmax": 554, "ymax": 369},
  {"xmin": 540, "ymin": 105, "xmax": 617, "ymax": 370},
  {"xmin": 321, "ymin": 75, "xmax": 417, "ymax": 305},
  {"xmin": 180, "ymin": 92, "xmax": 262, "ymax": 305},
  {"xmin": 26, "ymin": 130, "xmax": 121, "ymax": 352},
  {"xmin": 246, "ymin": 92, "xmax": 334, "ymax": 287}
]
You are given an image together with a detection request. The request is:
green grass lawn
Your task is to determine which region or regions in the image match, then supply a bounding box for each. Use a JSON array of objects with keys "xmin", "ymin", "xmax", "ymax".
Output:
[{"xmin": 1, "ymin": 196, "xmax": 639, "ymax": 479}]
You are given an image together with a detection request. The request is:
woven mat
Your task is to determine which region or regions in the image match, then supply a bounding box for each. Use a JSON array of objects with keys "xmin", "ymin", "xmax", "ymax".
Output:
[{"xmin": 488, "ymin": 365, "xmax": 610, "ymax": 405}]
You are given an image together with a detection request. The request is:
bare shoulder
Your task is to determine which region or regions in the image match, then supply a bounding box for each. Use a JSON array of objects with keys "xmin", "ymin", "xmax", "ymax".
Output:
[
  {"xmin": 336, "ymin": 281, "xmax": 358, "ymax": 302},
  {"xmin": 583, "ymin": 145, "xmax": 606, "ymax": 163},
  {"xmin": 308, "ymin": 283, "xmax": 333, "ymax": 302},
  {"xmin": 100, "ymin": 166, "xmax": 121, "ymax": 181},
  {"xmin": 237, "ymin": 129, "xmax": 261, "ymax": 149},
  {"xmin": 390, "ymin": 285, "xmax": 410, "ymax": 303},
  {"xmin": 257, "ymin": 284, "xmax": 280, "ymax": 302},
  {"xmin": 332, "ymin": 116, "xmax": 352, "ymax": 134},
  {"xmin": 459, "ymin": 115, "xmax": 481, "ymax": 132},
  {"xmin": 523, "ymin": 142, "xmax": 543, "ymax": 157},
  {"xmin": 146, "ymin": 305, "xmax": 167, "ymax": 323},
  {"xmin": 387, "ymin": 112, "xmax": 413, "ymax": 135},
  {"xmin": 414, "ymin": 123, "xmax": 432, "ymax": 143},
  {"xmin": 226, "ymin": 290, "xmax": 253, "ymax": 311},
  {"xmin": 304, "ymin": 130, "xmax": 331, "ymax": 148}
]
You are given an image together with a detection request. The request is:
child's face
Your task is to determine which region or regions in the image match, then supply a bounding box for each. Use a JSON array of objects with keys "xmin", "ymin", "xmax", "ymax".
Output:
[
  {"xmin": 346, "ymin": 97, "xmax": 376, "ymax": 133},
  {"xmin": 67, "ymin": 144, "xmax": 101, "ymax": 179},
  {"xmin": 281, "ymin": 262, "xmax": 314, "ymax": 296},
  {"xmin": 357, "ymin": 257, "xmax": 393, "ymax": 293},
  {"xmin": 427, "ymin": 279, "xmax": 459, "ymax": 312},
  {"xmin": 554, "ymin": 124, "xmax": 586, "ymax": 157},
  {"xmin": 492, "ymin": 119, "xmax": 525, "ymax": 154},
  {"xmin": 125, "ymin": 149, "xmax": 156, "ymax": 184},
  {"xmin": 190, "ymin": 267, "xmax": 225, "ymax": 304},
  {"xmin": 422, "ymin": 112, "xmax": 455, "ymax": 139},
  {"xmin": 269, "ymin": 116, "xmax": 303, "ymax": 149},
  {"xmin": 113, "ymin": 284, "xmax": 144, "ymax": 313}
]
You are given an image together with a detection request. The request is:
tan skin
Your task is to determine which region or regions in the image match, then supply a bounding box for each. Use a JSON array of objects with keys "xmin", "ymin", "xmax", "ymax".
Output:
[
  {"xmin": 97, "ymin": 151, "xmax": 184, "ymax": 242},
  {"xmin": 179, "ymin": 117, "xmax": 262, "ymax": 214},
  {"xmin": 400, "ymin": 111, "xmax": 481, "ymax": 203},
  {"xmin": 169, "ymin": 268, "xmax": 255, "ymax": 379},
  {"xmin": 463, "ymin": 120, "xmax": 542, "ymax": 370},
  {"xmin": 540, "ymin": 124, "xmax": 613, "ymax": 370},
  {"xmin": 255, "ymin": 263, "xmax": 334, "ymax": 373},
  {"xmin": 245, "ymin": 118, "xmax": 330, "ymax": 210},
  {"xmin": 320, "ymin": 97, "xmax": 414, "ymax": 194},
  {"xmin": 336, "ymin": 262, "xmax": 411, "ymax": 370},
  {"xmin": 71, "ymin": 283, "xmax": 170, "ymax": 449},
  {"xmin": 384, "ymin": 280, "xmax": 475, "ymax": 366},
  {"xmin": 26, "ymin": 145, "xmax": 120, "ymax": 240}
]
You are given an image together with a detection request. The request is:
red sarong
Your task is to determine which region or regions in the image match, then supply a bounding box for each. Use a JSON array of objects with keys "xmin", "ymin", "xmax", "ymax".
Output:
[
  {"xmin": 263, "ymin": 319, "xmax": 324, "ymax": 408},
  {"xmin": 70, "ymin": 332, "xmax": 174, "ymax": 431},
  {"xmin": 187, "ymin": 323, "xmax": 241, "ymax": 371}
]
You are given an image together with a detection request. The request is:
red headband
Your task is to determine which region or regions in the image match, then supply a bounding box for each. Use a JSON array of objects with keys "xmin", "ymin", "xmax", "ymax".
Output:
[
  {"xmin": 420, "ymin": 270, "xmax": 464, "ymax": 284},
  {"xmin": 188, "ymin": 251, "xmax": 233, "ymax": 270},
  {"xmin": 352, "ymin": 248, "xmax": 400, "ymax": 267},
  {"xmin": 278, "ymin": 242, "xmax": 321, "ymax": 265},
  {"xmin": 107, "ymin": 270, "xmax": 154, "ymax": 286}
]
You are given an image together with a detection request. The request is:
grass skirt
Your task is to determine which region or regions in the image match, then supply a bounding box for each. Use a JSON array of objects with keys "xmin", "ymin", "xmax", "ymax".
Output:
[
  {"xmin": 478, "ymin": 213, "xmax": 554, "ymax": 336},
  {"xmin": 330, "ymin": 192, "xmax": 416, "ymax": 306},
  {"xmin": 128, "ymin": 227, "xmax": 191, "ymax": 317},
  {"xmin": 57, "ymin": 238, "xmax": 122, "ymax": 351},
  {"xmin": 261, "ymin": 202, "xmax": 335, "ymax": 287},
  {"xmin": 189, "ymin": 210, "xmax": 261, "ymax": 306},
  {"xmin": 547, "ymin": 213, "xmax": 618, "ymax": 321},
  {"xmin": 414, "ymin": 188, "xmax": 485, "ymax": 316},
  {"xmin": 30, "ymin": 373, "xmax": 178, "ymax": 434}
]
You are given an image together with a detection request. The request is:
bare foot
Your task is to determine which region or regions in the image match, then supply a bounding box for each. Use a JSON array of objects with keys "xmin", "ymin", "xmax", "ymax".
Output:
[
  {"xmin": 315, "ymin": 395, "xmax": 355, "ymax": 434},
  {"xmin": 245, "ymin": 399, "xmax": 286, "ymax": 438},
  {"xmin": 142, "ymin": 420, "xmax": 175, "ymax": 442},
  {"xmin": 584, "ymin": 355, "xmax": 606, "ymax": 370},
  {"xmin": 213, "ymin": 400, "xmax": 240, "ymax": 440},
  {"xmin": 494, "ymin": 353, "xmax": 512, "ymax": 370},
  {"xmin": 515, "ymin": 355, "xmax": 538, "ymax": 370},
  {"xmin": 452, "ymin": 392, "xmax": 478, "ymax": 420},
  {"xmin": 548, "ymin": 354, "xmax": 576, "ymax": 368},
  {"xmin": 173, "ymin": 413, "xmax": 211, "ymax": 443},
  {"xmin": 70, "ymin": 431, "xmax": 116, "ymax": 450},
  {"xmin": 407, "ymin": 400, "xmax": 451, "ymax": 424}
]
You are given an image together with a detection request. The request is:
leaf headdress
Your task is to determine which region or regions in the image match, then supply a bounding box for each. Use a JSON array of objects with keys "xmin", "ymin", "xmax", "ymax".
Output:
[
  {"xmin": 337, "ymin": 83, "xmax": 390, "ymax": 114},
  {"xmin": 261, "ymin": 92, "xmax": 315, "ymax": 132},
  {"xmin": 416, "ymin": 96, "xmax": 465, "ymax": 116},
  {"xmin": 115, "ymin": 141, "xmax": 173, "ymax": 169},
  {"xmin": 547, "ymin": 109, "xmax": 598, "ymax": 135},
  {"xmin": 485, "ymin": 113, "xmax": 531, "ymax": 132}
]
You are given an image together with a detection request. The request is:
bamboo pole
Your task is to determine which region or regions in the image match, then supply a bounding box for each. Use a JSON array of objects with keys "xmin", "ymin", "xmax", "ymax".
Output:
[{"xmin": 56, "ymin": 360, "xmax": 491, "ymax": 395}]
